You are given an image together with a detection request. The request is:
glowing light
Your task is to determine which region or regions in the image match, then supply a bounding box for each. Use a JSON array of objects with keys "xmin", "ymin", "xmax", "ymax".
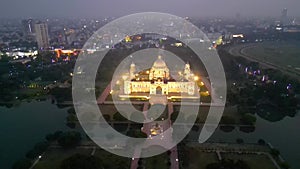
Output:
[
  {"xmin": 136, "ymin": 36, "xmax": 142, "ymax": 40},
  {"xmin": 262, "ymin": 75, "xmax": 266, "ymax": 82},
  {"xmin": 174, "ymin": 43, "xmax": 183, "ymax": 47},
  {"xmin": 122, "ymin": 75, "xmax": 128, "ymax": 80},
  {"xmin": 125, "ymin": 35, "xmax": 132, "ymax": 42},
  {"xmin": 232, "ymin": 34, "xmax": 244, "ymax": 38},
  {"xmin": 194, "ymin": 76, "xmax": 199, "ymax": 81},
  {"xmin": 287, "ymin": 84, "xmax": 292, "ymax": 90}
]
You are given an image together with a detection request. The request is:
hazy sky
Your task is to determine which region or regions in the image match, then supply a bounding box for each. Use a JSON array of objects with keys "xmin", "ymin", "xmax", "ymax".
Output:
[{"xmin": 1, "ymin": 0, "xmax": 300, "ymax": 18}]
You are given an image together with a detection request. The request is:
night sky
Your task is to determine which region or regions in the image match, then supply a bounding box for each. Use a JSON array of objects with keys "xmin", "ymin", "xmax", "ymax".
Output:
[{"xmin": 0, "ymin": 0, "xmax": 300, "ymax": 18}]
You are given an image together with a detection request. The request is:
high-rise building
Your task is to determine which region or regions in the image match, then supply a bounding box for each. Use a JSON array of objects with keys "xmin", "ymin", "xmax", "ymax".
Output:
[
  {"xmin": 35, "ymin": 22, "xmax": 50, "ymax": 49},
  {"xmin": 281, "ymin": 8, "xmax": 288, "ymax": 25},
  {"xmin": 22, "ymin": 19, "xmax": 35, "ymax": 36}
]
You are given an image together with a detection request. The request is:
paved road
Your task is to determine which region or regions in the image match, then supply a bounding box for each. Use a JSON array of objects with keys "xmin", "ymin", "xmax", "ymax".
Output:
[
  {"xmin": 97, "ymin": 82, "xmax": 112, "ymax": 104},
  {"xmin": 170, "ymin": 146, "xmax": 179, "ymax": 169},
  {"xmin": 131, "ymin": 102, "xmax": 179, "ymax": 169}
]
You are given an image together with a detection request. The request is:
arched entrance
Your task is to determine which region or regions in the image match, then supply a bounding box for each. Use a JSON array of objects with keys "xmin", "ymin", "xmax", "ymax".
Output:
[{"xmin": 156, "ymin": 86, "xmax": 162, "ymax": 95}]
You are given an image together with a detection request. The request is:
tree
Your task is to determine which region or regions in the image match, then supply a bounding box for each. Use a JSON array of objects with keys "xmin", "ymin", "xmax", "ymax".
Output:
[
  {"xmin": 103, "ymin": 114, "xmax": 111, "ymax": 121},
  {"xmin": 26, "ymin": 141, "xmax": 49, "ymax": 159},
  {"xmin": 58, "ymin": 131, "xmax": 81, "ymax": 148},
  {"xmin": 130, "ymin": 111, "xmax": 145, "ymax": 123},
  {"xmin": 113, "ymin": 112, "xmax": 127, "ymax": 121},
  {"xmin": 280, "ymin": 162, "xmax": 290, "ymax": 169},
  {"xmin": 12, "ymin": 159, "xmax": 32, "ymax": 169},
  {"xmin": 258, "ymin": 139, "xmax": 266, "ymax": 145},
  {"xmin": 127, "ymin": 129, "xmax": 147, "ymax": 138},
  {"xmin": 236, "ymin": 138, "xmax": 244, "ymax": 144},
  {"xmin": 67, "ymin": 107, "xmax": 76, "ymax": 114},
  {"xmin": 241, "ymin": 113, "xmax": 257, "ymax": 125},
  {"xmin": 60, "ymin": 154, "xmax": 103, "ymax": 169},
  {"xmin": 66, "ymin": 114, "xmax": 77, "ymax": 128},
  {"xmin": 206, "ymin": 159, "xmax": 250, "ymax": 169},
  {"xmin": 221, "ymin": 116, "xmax": 235, "ymax": 124},
  {"xmin": 170, "ymin": 111, "xmax": 179, "ymax": 123},
  {"xmin": 270, "ymin": 148, "xmax": 280, "ymax": 157}
]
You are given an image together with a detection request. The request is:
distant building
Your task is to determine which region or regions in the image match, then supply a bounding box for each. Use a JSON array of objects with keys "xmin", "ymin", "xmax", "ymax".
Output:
[
  {"xmin": 281, "ymin": 8, "xmax": 289, "ymax": 26},
  {"xmin": 22, "ymin": 19, "xmax": 35, "ymax": 36},
  {"xmin": 35, "ymin": 22, "xmax": 50, "ymax": 49}
]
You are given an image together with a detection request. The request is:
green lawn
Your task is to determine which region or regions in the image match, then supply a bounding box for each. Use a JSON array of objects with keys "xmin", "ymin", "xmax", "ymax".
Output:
[
  {"xmin": 93, "ymin": 149, "xmax": 130, "ymax": 169},
  {"xmin": 173, "ymin": 105, "xmax": 240, "ymax": 124},
  {"xmin": 242, "ymin": 41, "xmax": 300, "ymax": 69},
  {"xmin": 222, "ymin": 153, "xmax": 277, "ymax": 169},
  {"xmin": 183, "ymin": 148, "xmax": 219, "ymax": 169},
  {"xmin": 33, "ymin": 148, "xmax": 92, "ymax": 169},
  {"xmin": 144, "ymin": 153, "xmax": 170, "ymax": 169},
  {"xmin": 34, "ymin": 147, "xmax": 130, "ymax": 169}
]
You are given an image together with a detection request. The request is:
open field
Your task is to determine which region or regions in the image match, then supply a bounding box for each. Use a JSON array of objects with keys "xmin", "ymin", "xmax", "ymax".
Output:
[
  {"xmin": 228, "ymin": 41, "xmax": 300, "ymax": 78},
  {"xmin": 33, "ymin": 148, "xmax": 92, "ymax": 169},
  {"xmin": 242, "ymin": 41, "xmax": 300, "ymax": 68},
  {"xmin": 222, "ymin": 153, "xmax": 277, "ymax": 169},
  {"xmin": 183, "ymin": 149, "xmax": 219, "ymax": 169},
  {"xmin": 182, "ymin": 143, "xmax": 279, "ymax": 169},
  {"xmin": 33, "ymin": 147, "xmax": 130, "ymax": 169},
  {"xmin": 144, "ymin": 153, "xmax": 170, "ymax": 169}
]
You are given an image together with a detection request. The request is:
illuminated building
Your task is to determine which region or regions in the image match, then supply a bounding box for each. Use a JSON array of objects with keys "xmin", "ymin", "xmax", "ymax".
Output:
[
  {"xmin": 7, "ymin": 50, "xmax": 38, "ymax": 60},
  {"xmin": 119, "ymin": 55, "xmax": 199, "ymax": 102},
  {"xmin": 54, "ymin": 49, "xmax": 80, "ymax": 58},
  {"xmin": 35, "ymin": 22, "xmax": 50, "ymax": 49}
]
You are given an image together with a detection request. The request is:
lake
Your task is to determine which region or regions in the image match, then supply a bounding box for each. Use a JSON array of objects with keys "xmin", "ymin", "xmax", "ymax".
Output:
[
  {"xmin": 0, "ymin": 100, "xmax": 69, "ymax": 169},
  {"xmin": 0, "ymin": 100, "xmax": 299, "ymax": 169},
  {"xmin": 210, "ymin": 112, "xmax": 300, "ymax": 169}
]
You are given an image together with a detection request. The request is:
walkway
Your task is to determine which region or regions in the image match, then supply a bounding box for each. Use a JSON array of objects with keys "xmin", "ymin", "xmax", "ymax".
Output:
[
  {"xmin": 130, "ymin": 101, "xmax": 179, "ymax": 169},
  {"xmin": 97, "ymin": 82, "xmax": 112, "ymax": 104}
]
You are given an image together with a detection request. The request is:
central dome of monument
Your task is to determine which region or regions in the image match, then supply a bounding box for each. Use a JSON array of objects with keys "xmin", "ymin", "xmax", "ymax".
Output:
[{"xmin": 152, "ymin": 55, "xmax": 167, "ymax": 68}]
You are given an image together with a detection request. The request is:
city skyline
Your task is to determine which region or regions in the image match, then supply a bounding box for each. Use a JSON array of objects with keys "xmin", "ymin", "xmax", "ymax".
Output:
[{"xmin": 0, "ymin": 0, "xmax": 300, "ymax": 18}]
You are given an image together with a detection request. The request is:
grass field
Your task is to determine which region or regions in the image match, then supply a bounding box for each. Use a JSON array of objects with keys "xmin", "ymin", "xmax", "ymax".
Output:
[
  {"xmin": 33, "ymin": 148, "xmax": 92, "ymax": 169},
  {"xmin": 182, "ymin": 144, "xmax": 278, "ymax": 169},
  {"xmin": 222, "ymin": 153, "xmax": 277, "ymax": 169},
  {"xmin": 241, "ymin": 41, "xmax": 300, "ymax": 70},
  {"xmin": 144, "ymin": 153, "xmax": 170, "ymax": 169},
  {"xmin": 183, "ymin": 149, "xmax": 219, "ymax": 169},
  {"xmin": 33, "ymin": 147, "xmax": 130, "ymax": 169}
]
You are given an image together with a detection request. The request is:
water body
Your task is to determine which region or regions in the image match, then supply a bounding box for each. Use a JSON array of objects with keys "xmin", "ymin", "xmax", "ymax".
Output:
[
  {"xmin": 0, "ymin": 100, "xmax": 299, "ymax": 169},
  {"xmin": 0, "ymin": 100, "xmax": 69, "ymax": 169},
  {"xmin": 209, "ymin": 112, "xmax": 300, "ymax": 169}
]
